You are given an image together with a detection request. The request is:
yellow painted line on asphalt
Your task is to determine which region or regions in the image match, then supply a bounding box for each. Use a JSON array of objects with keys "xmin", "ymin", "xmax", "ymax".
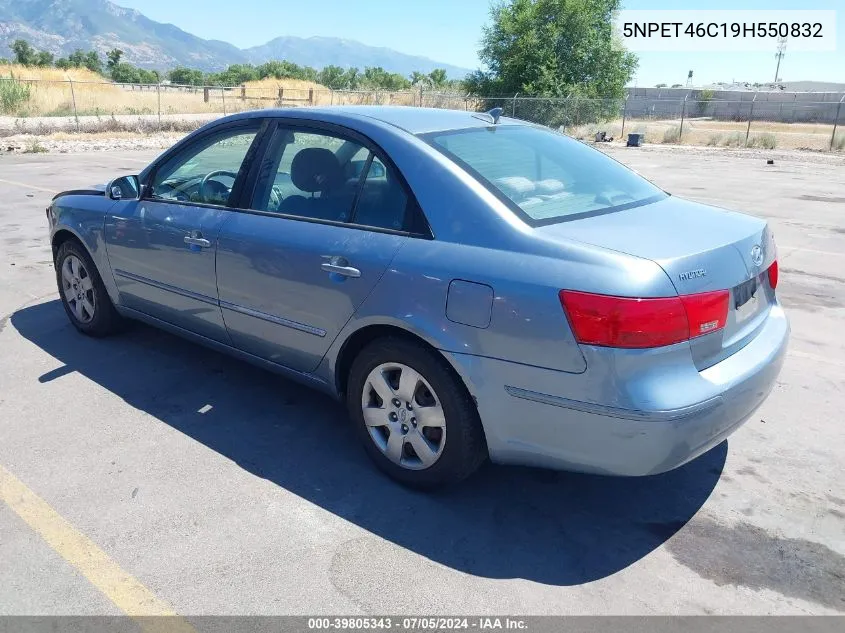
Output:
[
  {"xmin": 0, "ymin": 177, "xmax": 55, "ymax": 193},
  {"xmin": 0, "ymin": 463, "xmax": 196, "ymax": 633}
]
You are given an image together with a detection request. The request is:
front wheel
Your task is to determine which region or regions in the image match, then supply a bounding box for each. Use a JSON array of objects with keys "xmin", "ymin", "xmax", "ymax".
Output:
[
  {"xmin": 55, "ymin": 240, "xmax": 122, "ymax": 337},
  {"xmin": 346, "ymin": 337, "xmax": 487, "ymax": 488}
]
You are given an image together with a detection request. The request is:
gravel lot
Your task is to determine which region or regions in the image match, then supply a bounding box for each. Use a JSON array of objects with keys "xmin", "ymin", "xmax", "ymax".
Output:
[{"xmin": 0, "ymin": 143, "xmax": 843, "ymax": 618}]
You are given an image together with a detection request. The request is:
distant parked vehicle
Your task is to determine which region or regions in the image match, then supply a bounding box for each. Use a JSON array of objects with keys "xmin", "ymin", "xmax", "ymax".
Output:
[{"xmin": 47, "ymin": 106, "xmax": 788, "ymax": 487}]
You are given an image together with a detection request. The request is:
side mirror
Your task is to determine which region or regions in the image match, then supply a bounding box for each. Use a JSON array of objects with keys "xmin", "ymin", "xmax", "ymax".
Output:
[{"xmin": 107, "ymin": 175, "xmax": 141, "ymax": 201}]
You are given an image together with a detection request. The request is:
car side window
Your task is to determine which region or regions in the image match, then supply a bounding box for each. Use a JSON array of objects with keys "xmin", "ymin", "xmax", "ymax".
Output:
[
  {"xmin": 149, "ymin": 125, "xmax": 260, "ymax": 206},
  {"xmin": 351, "ymin": 155, "xmax": 408, "ymax": 231},
  {"xmin": 252, "ymin": 127, "xmax": 408, "ymax": 231}
]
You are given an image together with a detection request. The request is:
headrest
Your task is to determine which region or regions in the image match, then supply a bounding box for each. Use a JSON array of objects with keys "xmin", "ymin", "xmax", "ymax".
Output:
[{"xmin": 290, "ymin": 147, "xmax": 343, "ymax": 193}]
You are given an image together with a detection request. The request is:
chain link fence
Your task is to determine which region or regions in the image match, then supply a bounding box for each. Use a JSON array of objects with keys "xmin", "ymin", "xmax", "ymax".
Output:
[{"xmin": 2, "ymin": 76, "xmax": 843, "ymax": 151}]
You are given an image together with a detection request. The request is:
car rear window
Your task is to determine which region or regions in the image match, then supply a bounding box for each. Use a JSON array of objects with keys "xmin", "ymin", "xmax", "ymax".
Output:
[{"xmin": 423, "ymin": 125, "xmax": 666, "ymax": 226}]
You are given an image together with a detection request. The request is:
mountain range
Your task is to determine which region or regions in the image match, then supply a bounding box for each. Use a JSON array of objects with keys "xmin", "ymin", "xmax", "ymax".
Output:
[{"xmin": 0, "ymin": 0, "xmax": 473, "ymax": 77}]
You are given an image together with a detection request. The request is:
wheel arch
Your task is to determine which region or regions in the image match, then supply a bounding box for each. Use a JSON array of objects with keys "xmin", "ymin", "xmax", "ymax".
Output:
[
  {"xmin": 332, "ymin": 322, "xmax": 479, "ymax": 407},
  {"xmin": 51, "ymin": 226, "xmax": 122, "ymax": 307},
  {"xmin": 51, "ymin": 227, "xmax": 88, "ymax": 260}
]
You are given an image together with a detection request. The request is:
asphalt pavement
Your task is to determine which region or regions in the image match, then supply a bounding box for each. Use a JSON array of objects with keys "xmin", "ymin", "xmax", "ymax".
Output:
[{"xmin": 0, "ymin": 145, "xmax": 843, "ymax": 618}]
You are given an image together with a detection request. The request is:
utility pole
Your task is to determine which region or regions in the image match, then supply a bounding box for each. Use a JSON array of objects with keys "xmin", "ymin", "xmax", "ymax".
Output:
[{"xmin": 774, "ymin": 37, "xmax": 787, "ymax": 84}]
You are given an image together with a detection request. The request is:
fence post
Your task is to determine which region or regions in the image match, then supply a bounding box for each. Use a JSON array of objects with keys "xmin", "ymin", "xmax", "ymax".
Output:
[
  {"xmin": 831, "ymin": 95, "xmax": 845, "ymax": 151},
  {"xmin": 678, "ymin": 94, "xmax": 689, "ymax": 144},
  {"xmin": 512, "ymin": 93, "xmax": 519, "ymax": 117},
  {"xmin": 620, "ymin": 94, "xmax": 629, "ymax": 139},
  {"xmin": 745, "ymin": 93, "xmax": 758, "ymax": 147},
  {"xmin": 203, "ymin": 87, "xmax": 209, "ymax": 103},
  {"xmin": 157, "ymin": 82, "xmax": 161, "ymax": 129},
  {"xmin": 465, "ymin": 96, "xmax": 469, "ymax": 111},
  {"xmin": 241, "ymin": 85, "xmax": 246, "ymax": 101},
  {"xmin": 278, "ymin": 87, "xmax": 284, "ymax": 105},
  {"xmin": 330, "ymin": 89, "xmax": 334, "ymax": 106},
  {"xmin": 419, "ymin": 85, "xmax": 424, "ymax": 107},
  {"xmin": 67, "ymin": 78, "xmax": 80, "ymax": 132},
  {"xmin": 221, "ymin": 88, "xmax": 226, "ymax": 115},
  {"xmin": 308, "ymin": 89, "xmax": 314, "ymax": 106}
]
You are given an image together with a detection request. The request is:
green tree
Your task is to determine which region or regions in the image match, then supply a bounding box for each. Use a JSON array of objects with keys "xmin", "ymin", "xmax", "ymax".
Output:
[
  {"xmin": 55, "ymin": 49, "xmax": 103, "ymax": 74},
  {"xmin": 106, "ymin": 49, "xmax": 123, "ymax": 70},
  {"xmin": 317, "ymin": 65, "xmax": 348, "ymax": 89},
  {"xmin": 137, "ymin": 68, "xmax": 161, "ymax": 84},
  {"xmin": 84, "ymin": 51, "xmax": 103, "ymax": 74},
  {"xmin": 361, "ymin": 66, "xmax": 410, "ymax": 90},
  {"xmin": 343, "ymin": 67, "xmax": 360, "ymax": 90},
  {"xmin": 465, "ymin": 0, "xmax": 636, "ymax": 99},
  {"xmin": 168, "ymin": 66, "xmax": 205, "ymax": 86},
  {"xmin": 110, "ymin": 62, "xmax": 140, "ymax": 83},
  {"xmin": 256, "ymin": 60, "xmax": 317, "ymax": 82},
  {"xmin": 428, "ymin": 68, "xmax": 448, "ymax": 88},
  {"xmin": 10, "ymin": 39, "xmax": 37, "ymax": 65},
  {"xmin": 409, "ymin": 71, "xmax": 429, "ymax": 87},
  {"xmin": 34, "ymin": 50, "xmax": 53, "ymax": 67},
  {"xmin": 224, "ymin": 63, "xmax": 260, "ymax": 83}
]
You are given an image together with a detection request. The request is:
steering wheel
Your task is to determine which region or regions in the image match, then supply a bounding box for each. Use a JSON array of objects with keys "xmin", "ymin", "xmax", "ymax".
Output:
[{"xmin": 199, "ymin": 170, "xmax": 238, "ymax": 202}]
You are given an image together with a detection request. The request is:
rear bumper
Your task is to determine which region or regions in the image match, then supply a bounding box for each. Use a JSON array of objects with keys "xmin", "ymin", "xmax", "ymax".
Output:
[{"xmin": 445, "ymin": 304, "xmax": 789, "ymax": 476}]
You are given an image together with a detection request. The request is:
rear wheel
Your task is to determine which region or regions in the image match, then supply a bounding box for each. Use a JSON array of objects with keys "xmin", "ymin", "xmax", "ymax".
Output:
[
  {"xmin": 55, "ymin": 240, "xmax": 122, "ymax": 337},
  {"xmin": 346, "ymin": 337, "xmax": 487, "ymax": 488}
]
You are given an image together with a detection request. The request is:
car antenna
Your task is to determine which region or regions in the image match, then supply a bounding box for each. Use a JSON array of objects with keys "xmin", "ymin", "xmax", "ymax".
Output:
[{"xmin": 471, "ymin": 106, "xmax": 504, "ymax": 125}]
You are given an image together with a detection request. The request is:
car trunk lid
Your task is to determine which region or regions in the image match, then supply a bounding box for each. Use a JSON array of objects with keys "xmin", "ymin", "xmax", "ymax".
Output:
[{"xmin": 538, "ymin": 196, "xmax": 777, "ymax": 369}]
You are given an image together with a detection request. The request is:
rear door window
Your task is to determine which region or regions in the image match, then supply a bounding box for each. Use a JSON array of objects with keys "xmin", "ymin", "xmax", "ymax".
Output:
[{"xmin": 251, "ymin": 127, "xmax": 409, "ymax": 231}]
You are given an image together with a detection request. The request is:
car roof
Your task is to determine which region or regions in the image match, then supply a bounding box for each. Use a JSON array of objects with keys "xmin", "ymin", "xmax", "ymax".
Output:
[{"xmin": 227, "ymin": 106, "xmax": 525, "ymax": 135}]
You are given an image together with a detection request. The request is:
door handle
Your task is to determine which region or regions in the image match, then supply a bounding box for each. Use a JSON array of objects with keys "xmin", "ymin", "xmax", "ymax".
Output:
[
  {"xmin": 321, "ymin": 256, "xmax": 361, "ymax": 278},
  {"xmin": 184, "ymin": 235, "xmax": 211, "ymax": 248}
]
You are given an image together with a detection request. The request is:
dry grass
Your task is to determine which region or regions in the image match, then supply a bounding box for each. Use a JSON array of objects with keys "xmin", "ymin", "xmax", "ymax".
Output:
[
  {"xmin": 241, "ymin": 78, "xmax": 327, "ymax": 91},
  {"xmin": 0, "ymin": 64, "xmax": 104, "ymax": 82},
  {"xmin": 0, "ymin": 115, "xmax": 207, "ymax": 137},
  {"xmin": 34, "ymin": 130, "xmax": 185, "ymax": 141},
  {"xmin": 1, "ymin": 67, "xmax": 351, "ymax": 116},
  {"xmin": 570, "ymin": 117, "xmax": 837, "ymax": 151}
]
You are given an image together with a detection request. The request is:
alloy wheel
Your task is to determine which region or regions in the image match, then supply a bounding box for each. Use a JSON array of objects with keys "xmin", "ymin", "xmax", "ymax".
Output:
[{"xmin": 61, "ymin": 254, "xmax": 96, "ymax": 324}]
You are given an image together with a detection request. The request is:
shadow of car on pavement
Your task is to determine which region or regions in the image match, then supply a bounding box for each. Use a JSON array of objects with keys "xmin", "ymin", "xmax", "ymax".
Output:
[{"xmin": 11, "ymin": 299, "xmax": 726, "ymax": 586}]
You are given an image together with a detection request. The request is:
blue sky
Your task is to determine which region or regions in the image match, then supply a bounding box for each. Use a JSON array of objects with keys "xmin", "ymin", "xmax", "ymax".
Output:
[{"xmin": 117, "ymin": 0, "xmax": 843, "ymax": 85}]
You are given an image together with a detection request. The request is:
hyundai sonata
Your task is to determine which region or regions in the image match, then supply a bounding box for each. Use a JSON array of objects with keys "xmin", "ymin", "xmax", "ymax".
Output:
[{"xmin": 47, "ymin": 106, "xmax": 789, "ymax": 487}]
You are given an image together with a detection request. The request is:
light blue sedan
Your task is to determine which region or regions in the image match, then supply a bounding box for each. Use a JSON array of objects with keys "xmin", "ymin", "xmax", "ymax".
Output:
[{"xmin": 47, "ymin": 107, "xmax": 789, "ymax": 487}]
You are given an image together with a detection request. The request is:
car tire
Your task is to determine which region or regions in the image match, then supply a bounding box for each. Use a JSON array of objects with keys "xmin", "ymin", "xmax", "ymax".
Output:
[
  {"xmin": 346, "ymin": 336, "xmax": 487, "ymax": 488},
  {"xmin": 55, "ymin": 240, "xmax": 122, "ymax": 337}
]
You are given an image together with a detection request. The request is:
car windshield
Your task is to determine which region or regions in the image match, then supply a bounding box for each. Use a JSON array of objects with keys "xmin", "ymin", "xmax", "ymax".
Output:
[{"xmin": 424, "ymin": 125, "xmax": 666, "ymax": 225}]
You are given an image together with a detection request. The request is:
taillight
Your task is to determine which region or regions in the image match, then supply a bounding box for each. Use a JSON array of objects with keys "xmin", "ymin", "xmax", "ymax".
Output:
[
  {"xmin": 680, "ymin": 291, "xmax": 730, "ymax": 338},
  {"xmin": 559, "ymin": 290, "xmax": 729, "ymax": 349},
  {"xmin": 768, "ymin": 260, "xmax": 778, "ymax": 289}
]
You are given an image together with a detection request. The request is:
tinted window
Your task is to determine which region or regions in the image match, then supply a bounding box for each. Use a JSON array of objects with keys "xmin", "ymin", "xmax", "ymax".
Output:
[
  {"xmin": 425, "ymin": 126, "xmax": 665, "ymax": 224},
  {"xmin": 252, "ymin": 128, "xmax": 408, "ymax": 230},
  {"xmin": 150, "ymin": 125, "xmax": 259, "ymax": 206},
  {"xmin": 352, "ymin": 155, "xmax": 408, "ymax": 231}
]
